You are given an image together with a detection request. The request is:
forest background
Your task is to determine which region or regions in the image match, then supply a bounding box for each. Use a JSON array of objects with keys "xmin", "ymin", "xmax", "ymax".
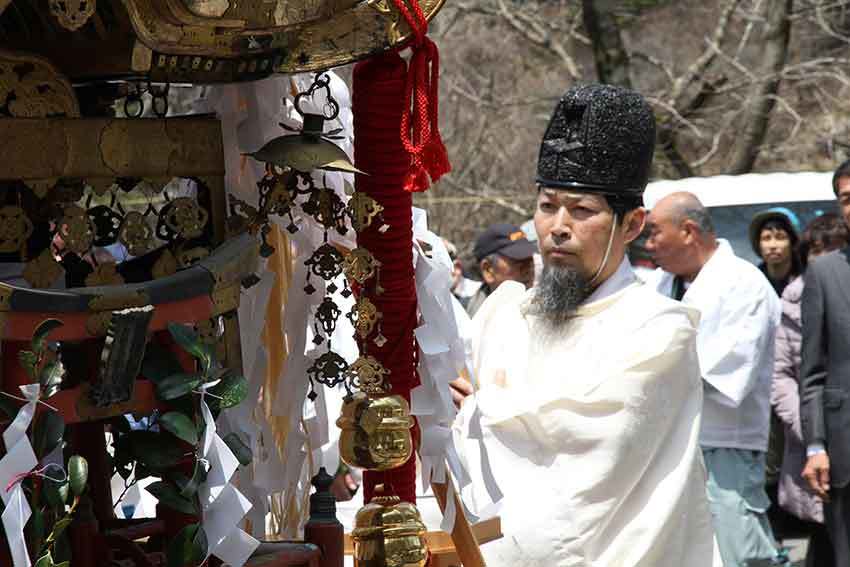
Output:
[{"xmin": 419, "ymin": 0, "xmax": 850, "ymax": 263}]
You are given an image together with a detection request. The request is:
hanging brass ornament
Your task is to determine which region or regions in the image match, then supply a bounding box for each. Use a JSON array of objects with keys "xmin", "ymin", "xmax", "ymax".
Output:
[
  {"xmin": 23, "ymin": 249, "xmax": 64, "ymax": 289},
  {"xmin": 351, "ymin": 486, "xmax": 428, "ymax": 567},
  {"xmin": 157, "ymin": 197, "xmax": 209, "ymax": 241},
  {"xmin": 347, "ymin": 192, "xmax": 385, "ymax": 233},
  {"xmin": 302, "ymin": 186, "xmax": 348, "ymax": 235},
  {"xmin": 346, "ymin": 355, "xmax": 390, "ymax": 395},
  {"xmin": 245, "ymin": 114, "xmax": 364, "ymax": 175},
  {"xmin": 313, "ymin": 296, "xmax": 342, "ymax": 345},
  {"xmin": 227, "ymin": 195, "xmax": 263, "ymax": 236},
  {"xmin": 348, "ymin": 296, "xmax": 381, "ymax": 340},
  {"xmin": 59, "ymin": 204, "xmax": 95, "ymax": 255},
  {"xmin": 88, "ymin": 205, "xmax": 124, "ymax": 247},
  {"xmin": 306, "ymin": 350, "xmax": 350, "ymax": 400},
  {"xmin": 337, "ymin": 392, "xmax": 415, "ymax": 471},
  {"xmin": 118, "ymin": 211, "xmax": 154, "ymax": 257},
  {"xmin": 304, "ymin": 243, "xmax": 345, "ymax": 294},
  {"xmin": 259, "ymin": 170, "xmax": 299, "ymax": 218},
  {"xmin": 0, "ymin": 206, "xmax": 33, "ymax": 256},
  {"xmin": 245, "ymin": 74, "xmax": 363, "ymax": 175},
  {"xmin": 344, "ymin": 247, "xmax": 383, "ymax": 291},
  {"xmin": 49, "ymin": 0, "xmax": 96, "ymax": 31}
]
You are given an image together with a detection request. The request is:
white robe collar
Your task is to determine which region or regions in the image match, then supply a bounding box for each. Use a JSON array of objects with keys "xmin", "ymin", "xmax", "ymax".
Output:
[{"xmin": 586, "ymin": 256, "xmax": 637, "ymax": 304}]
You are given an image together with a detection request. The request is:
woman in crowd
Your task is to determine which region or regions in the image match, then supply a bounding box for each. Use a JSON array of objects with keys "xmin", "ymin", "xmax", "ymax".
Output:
[{"xmin": 772, "ymin": 212, "xmax": 849, "ymax": 567}]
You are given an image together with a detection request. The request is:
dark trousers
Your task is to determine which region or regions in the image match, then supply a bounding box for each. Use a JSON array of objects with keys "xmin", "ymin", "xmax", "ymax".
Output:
[
  {"xmin": 805, "ymin": 523, "xmax": 834, "ymax": 567},
  {"xmin": 825, "ymin": 485, "xmax": 850, "ymax": 566}
]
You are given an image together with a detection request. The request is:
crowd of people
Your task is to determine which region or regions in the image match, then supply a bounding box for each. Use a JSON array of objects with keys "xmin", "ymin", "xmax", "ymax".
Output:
[{"xmin": 442, "ymin": 83, "xmax": 850, "ymax": 566}]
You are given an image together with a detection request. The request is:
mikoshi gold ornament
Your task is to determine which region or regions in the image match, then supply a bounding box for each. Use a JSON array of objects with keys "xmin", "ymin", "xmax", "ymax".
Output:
[
  {"xmin": 336, "ymin": 392, "xmax": 413, "ymax": 472},
  {"xmin": 245, "ymin": 74, "xmax": 363, "ymax": 175},
  {"xmin": 351, "ymin": 485, "xmax": 428, "ymax": 567},
  {"xmin": 49, "ymin": 0, "xmax": 96, "ymax": 31}
]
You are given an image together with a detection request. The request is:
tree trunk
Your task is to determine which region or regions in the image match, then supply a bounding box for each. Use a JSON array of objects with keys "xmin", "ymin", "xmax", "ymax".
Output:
[
  {"xmin": 581, "ymin": 0, "xmax": 631, "ymax": 88},
  {"xmin": 728, "ymin": 0, "xmax": 793, "ymax": 173}
]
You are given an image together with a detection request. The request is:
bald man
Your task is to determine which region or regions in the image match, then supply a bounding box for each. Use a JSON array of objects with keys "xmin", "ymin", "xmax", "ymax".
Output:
[{"xmin": 645, "ymin": 192, "xmax": 784, "ymax": 567}]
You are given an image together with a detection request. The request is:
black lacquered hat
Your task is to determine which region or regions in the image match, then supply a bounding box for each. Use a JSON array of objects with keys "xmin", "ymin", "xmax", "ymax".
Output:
[{"xmin": 536, "ymin": 84, "xmax": 656, "ymax": 204}]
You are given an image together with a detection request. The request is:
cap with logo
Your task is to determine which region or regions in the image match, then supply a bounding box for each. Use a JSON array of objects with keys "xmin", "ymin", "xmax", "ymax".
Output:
[
  {"xmin": 536, "ymin": 83, "xmax": 656, "ymax": 208},
  {"xmin": 474, "ymin": 223, "xmax": 537, "ymax": 262}
]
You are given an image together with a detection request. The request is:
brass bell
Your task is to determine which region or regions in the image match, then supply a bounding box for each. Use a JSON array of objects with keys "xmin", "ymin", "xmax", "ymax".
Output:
[
  {"xmin": 336, "ymin": 392, "xmax": 414, "ymax": 471},
  {"xmin": 351, "ymin": 486, "xmax": 428, "ymax": 567}
]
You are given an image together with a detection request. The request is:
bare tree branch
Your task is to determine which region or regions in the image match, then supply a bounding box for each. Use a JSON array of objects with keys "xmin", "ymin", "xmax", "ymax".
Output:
[
  {"xmin": 729, "ymin": 0, "xmax": 794, "ymax": 173},
  {"xmin": 668, "ymin": 0, "xmax": 741, "ymax": 108}
]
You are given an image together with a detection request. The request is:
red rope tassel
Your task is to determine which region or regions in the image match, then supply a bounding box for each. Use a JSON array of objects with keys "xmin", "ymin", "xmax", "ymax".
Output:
[
  {"xmin": 353, "ymin": 52, "xmax": 420, "ymax": 505},
  {"xmin": 393, "ymin": 0, "xmax": 451, "ymax": 192}
]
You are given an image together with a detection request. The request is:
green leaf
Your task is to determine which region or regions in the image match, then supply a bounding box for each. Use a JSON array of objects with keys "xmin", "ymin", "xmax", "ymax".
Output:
[
  {"xmin": 141, "ymin": 342, "xmax": 186, "ymax": 384},
  {"xmin": 32, "ymin": 319, "xmax": 63, "ymax": 353},
  {"xmin": 146, "ymin": 482, "xmax": 198, "ymax": 515},
  {"xmin": 34, "ymin": 551, "xmax": 53, "ymax": 567},
  {"xmin": 127, "ymin": 431, "xmax": 185, "ymax": 471},
  {"xmin": 43, "ymin": 479, "xmax": 69, "ymax": 509},
  {"xmin": 156, "ymin": 373, "xmax": 203, "ymax": 401},
  {"xmin": 159, "ymin": 412, "xmax": 199, "ymax": 445},
  {"xmin": 18, "ymin": 350, "xmax": 38, "ymax": 379},
  {"xmin": 167, "ymin": 523, "xmax": 207, "ymax": 567},
  {"xmin": 223, "ymin": 432, "xmax": 252, "ymax": 466},
  {"xmin": 38, "ymin": 361, "xmax": 64, "ymax": 389},
  {"xmin": 168, "ymin": 323, "xmax": 212, "ymax": 363},
  {"xmin": 33, "ymin": 411, "xmax": 65, "ymax": 458},
  {"xmin": 68, "ymin": 455, "xmax": 88, "ymax": 496},
  {"xmin": 42, "ymin": 384, "xmax": 60, "ymax": 400},
  {"xmin": 53, "ymin": 530, "xmax": 71, "ymax": 564},
  {"xmin": 29, "ymin": 507, "xmax": 45, "ymax": 554},
  {"xmin": 207, "ymin": 373, "xmax": 249, "ymax": 411},
  {"xmin": 51, "ymin": 517, "xmax": 73, "ymax": 540},
  {"xmin": 174, "ymin": 461, "xmax": 203, "ymax": 499},
  {"xmin": 54, "ymin": 562, "xmax": 69, "ymax": 567}
]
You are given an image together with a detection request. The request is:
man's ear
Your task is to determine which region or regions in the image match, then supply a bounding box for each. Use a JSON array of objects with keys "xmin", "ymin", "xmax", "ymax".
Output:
[
  {"xmin": 480, "ymin": 258, "xmax": 495, "ymax": 285},
  {"xmin": 621, "ymin": 208, "xmax": 647, "ymax": 245},
  {"xmin": 680, "ymin": 219, "xmax": 700, "ymax": 244}
]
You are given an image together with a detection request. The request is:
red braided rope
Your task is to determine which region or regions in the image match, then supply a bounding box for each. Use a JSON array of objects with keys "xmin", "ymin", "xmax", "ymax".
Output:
[
  {"xmin": 391, "ymin": 0, "xmax": 451, "ymax": 192},
  {"xmin": 354, "ymin": 52, "xmax": 420, "ymax": 505}
]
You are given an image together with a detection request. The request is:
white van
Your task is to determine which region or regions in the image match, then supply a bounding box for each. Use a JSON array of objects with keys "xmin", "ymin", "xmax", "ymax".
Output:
[{"xmin": 643, "ymin": 172, "xmax": 838, "ymax": 265}]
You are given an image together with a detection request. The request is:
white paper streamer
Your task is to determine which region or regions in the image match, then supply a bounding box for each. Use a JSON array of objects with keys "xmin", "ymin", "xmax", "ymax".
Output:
[
  {"xmin": 409, "ymin": 209, "xmax": 502, "ymax": 531},
  {"xmin": 195, "ymin": 392, "xmax": 260, "ymax": 566},
  {"xmin": 0, "ymin": 384, "xmax": 41, "ymax": 567}
]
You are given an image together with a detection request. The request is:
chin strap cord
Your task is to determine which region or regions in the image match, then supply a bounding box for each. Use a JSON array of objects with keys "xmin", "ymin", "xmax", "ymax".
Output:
[{"xmin": 589, "ymin": 213, "xmax": 618, "ymax": 286}]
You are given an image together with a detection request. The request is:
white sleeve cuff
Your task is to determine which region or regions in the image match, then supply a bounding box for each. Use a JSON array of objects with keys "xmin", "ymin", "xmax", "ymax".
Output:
[{"xmin": 807, "ymin": 443, "xmax": 827, "ymax": 457}]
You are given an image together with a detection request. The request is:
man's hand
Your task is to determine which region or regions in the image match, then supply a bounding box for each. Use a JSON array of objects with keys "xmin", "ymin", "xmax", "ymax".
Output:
[
  {"xmin": 450, "ymin": 376, "xmax": 474, "ymax": 408},
  {"xmin": 802, "ymin": 452, "xmax": 831, "ymax": 501}
]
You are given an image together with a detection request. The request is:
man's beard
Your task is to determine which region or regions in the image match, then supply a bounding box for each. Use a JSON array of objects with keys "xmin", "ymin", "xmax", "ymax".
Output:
[{"xmin": 524, "ymin": 264, "xmax": 592, "ymax": 332}]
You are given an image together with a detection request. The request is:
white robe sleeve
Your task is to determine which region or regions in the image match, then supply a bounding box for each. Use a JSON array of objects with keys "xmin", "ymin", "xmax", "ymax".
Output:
[{"xmin": 697, "ymin": 286, "xmax": 780, "ymax": 408}]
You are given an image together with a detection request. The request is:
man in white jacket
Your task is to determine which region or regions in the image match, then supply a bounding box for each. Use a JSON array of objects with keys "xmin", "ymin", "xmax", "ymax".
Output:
[
  {"xmin": 455, "ymin": 84, "xmax": 718, "ymax": 567},
  {"xmin": 645, "ymin": 192, "xmax": 784, "ymax": 567}
]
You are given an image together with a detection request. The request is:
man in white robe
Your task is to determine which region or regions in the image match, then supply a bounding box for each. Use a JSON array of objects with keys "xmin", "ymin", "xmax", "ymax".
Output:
[
  {"xmin": 644, "ymin": 192, "xmax": 784, "ymax": 567},
  {"xmin": 454, "ymin": 84, "xmax": 718, "ymax": 567}
]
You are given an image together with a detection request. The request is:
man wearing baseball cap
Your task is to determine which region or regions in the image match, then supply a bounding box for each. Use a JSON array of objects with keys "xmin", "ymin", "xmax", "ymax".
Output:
[{"xmin": 465, "ymin": 223, "xmax": 536, "ymax": 317}]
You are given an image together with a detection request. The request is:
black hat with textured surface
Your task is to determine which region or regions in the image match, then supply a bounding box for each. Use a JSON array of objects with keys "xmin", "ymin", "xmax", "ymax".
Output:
[{"xmin": 536, "ymin": 84, "xmax": 656, "ymax": 204}]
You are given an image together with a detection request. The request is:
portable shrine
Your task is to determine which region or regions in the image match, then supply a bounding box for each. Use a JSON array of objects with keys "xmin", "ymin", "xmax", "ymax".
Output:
[{"xmin": 0, "ymin": 1, "xmax": 499, "ymax": 566}]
